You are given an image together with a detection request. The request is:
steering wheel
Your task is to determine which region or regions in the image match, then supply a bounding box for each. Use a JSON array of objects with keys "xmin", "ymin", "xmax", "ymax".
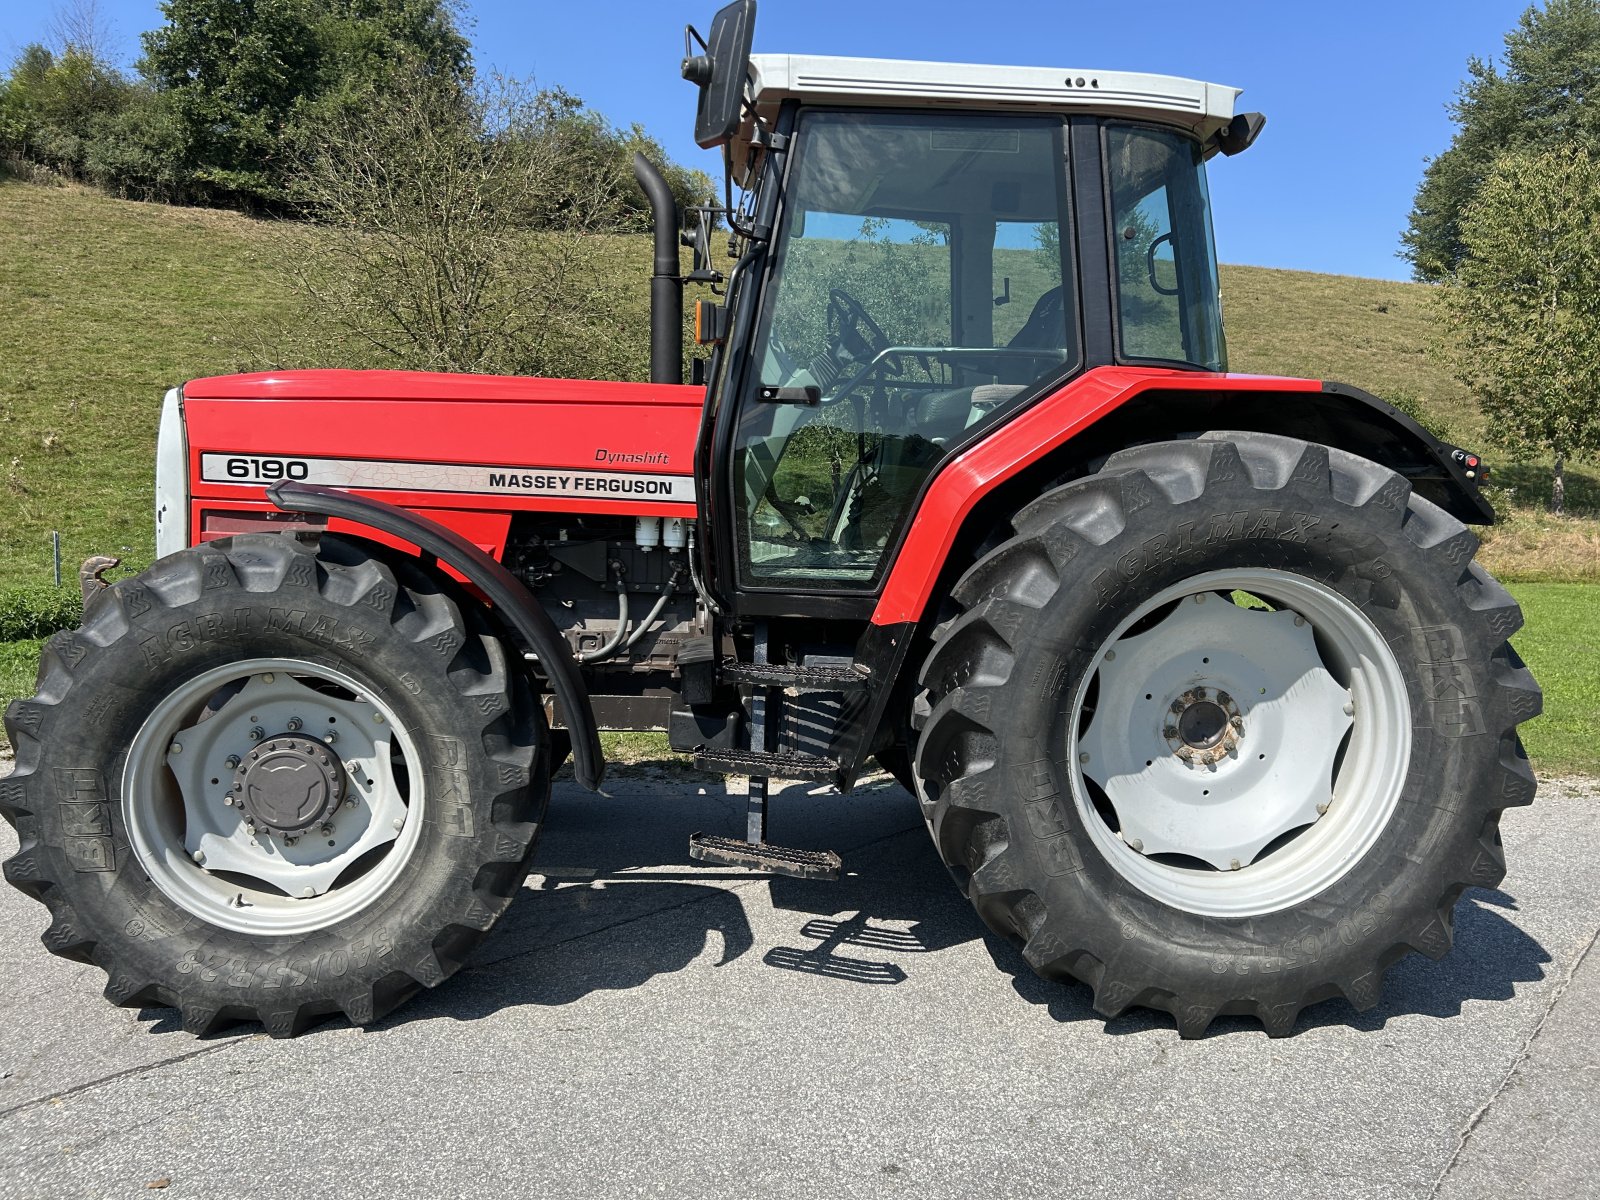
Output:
[{"xmin": 827, "ymin": 288, "xmax": 899, "ymax": 374}]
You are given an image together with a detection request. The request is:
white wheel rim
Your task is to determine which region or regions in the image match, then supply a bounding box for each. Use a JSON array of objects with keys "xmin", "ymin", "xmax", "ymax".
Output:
[
  {"xmin": 1068, "ymin": 569, "xmax": 1410, "ymax": 917},
  {"xmin": 124, "ymin": 658, "xmax": 425, "ymax": 935}
]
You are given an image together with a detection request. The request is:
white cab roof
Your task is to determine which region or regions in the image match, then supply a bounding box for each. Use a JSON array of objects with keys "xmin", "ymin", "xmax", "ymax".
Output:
[{"xmin": 747, "ymin": 54, "xmax": 1241, "ymax": 140}]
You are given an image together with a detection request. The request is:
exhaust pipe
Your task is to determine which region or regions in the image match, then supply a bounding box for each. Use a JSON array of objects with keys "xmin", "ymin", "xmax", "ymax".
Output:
[{"xmin": 633, "ymin": 152, "xmax": 683, "ymax": 385}]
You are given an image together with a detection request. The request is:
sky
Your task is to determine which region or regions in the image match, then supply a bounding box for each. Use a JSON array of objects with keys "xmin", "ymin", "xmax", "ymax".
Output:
[{"xmin": 2, "ymin": 0, "xmax": 1539, "ymax": 281}]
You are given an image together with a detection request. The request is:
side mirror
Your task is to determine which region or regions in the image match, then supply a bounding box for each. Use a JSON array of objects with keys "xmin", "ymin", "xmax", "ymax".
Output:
[
  {"xmin": 684, "ymin": 1, "xmax": 757, "ymax": 150},
  {"xmin": 1215, "ymin": 112, "xmax": 1266, "ymax": 157}
]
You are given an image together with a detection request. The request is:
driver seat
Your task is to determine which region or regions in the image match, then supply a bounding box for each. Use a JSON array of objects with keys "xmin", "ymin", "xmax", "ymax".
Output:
[{"xmin": 911, "ymin": 286, "xmax": 1069, "ymax": 442}]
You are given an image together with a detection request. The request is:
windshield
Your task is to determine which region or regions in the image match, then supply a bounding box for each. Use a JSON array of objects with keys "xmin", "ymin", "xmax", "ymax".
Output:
[
  {"xmin": 733, "ymin": 109, "xmax": 1076, "ymax": 590},
  {"xmin": 1106, "ymin": 123, "xmax": 1226, "ymax": 371}
]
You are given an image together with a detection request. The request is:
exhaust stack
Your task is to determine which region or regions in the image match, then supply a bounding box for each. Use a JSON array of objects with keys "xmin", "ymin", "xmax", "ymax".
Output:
[{"xmin": 633, "ymin": 153, "xmax": 683, "ymax": 386}]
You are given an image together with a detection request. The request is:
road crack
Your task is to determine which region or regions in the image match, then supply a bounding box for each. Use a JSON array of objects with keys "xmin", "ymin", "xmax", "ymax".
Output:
[
  {"xmin": 0, "ymin": 1038, "xmax": 251, "ymax": 1123},
  {"xmin": 1425, "ymin": 921, "xmax": 1600, "ymax": 1198}
]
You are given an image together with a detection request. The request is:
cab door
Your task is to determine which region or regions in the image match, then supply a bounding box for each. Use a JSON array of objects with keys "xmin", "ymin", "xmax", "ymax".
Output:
[{"xmin": 714, "ymin": 107, "xmax": 1081, "ymax": 613}]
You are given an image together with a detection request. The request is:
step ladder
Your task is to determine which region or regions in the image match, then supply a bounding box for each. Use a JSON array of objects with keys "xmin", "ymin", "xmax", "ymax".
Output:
[{"xmin": 688, "ymin": 621, "xmax": 845, "ymax": 882}]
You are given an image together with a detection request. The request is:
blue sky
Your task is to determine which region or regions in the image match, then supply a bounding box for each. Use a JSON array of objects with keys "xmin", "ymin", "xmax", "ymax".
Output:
[{"xmin": 3, "ymin": 1, "xmax": 1536, "ymax": 280}]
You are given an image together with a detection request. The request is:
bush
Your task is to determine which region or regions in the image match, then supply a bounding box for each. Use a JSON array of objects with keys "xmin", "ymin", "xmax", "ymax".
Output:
[{"xmin": 0, "ymin": 584, "xmax": 82, "ymax": 642}]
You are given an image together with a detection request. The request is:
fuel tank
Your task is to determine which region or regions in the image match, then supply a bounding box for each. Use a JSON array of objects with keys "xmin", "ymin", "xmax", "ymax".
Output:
[{"xmin": 180, "ymin": 369, "xmax": 703, "ymax": 558}]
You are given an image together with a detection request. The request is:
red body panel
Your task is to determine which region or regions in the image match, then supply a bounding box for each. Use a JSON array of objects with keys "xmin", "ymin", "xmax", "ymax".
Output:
[
  {"xmin": 870, "ymin": 367, "xmax": 1325, "ymax": 626},
  {"xmin": 183, "ymin": 370, "xmax": 705, "ymax": 554},
  {"xmin": 184, "ymin": 366, "xmax": 1325, "ymax": 621}
]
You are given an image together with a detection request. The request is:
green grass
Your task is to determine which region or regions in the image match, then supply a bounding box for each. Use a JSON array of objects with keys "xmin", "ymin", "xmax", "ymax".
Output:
[
  {"xmin": 1506, "ymin": 583, "xmax": 1600, "ymax": 776},
  {"xmin": 0, "ymin": 178, "xmax": 298, "ymax": 588},
  {"xmin": 0, "ymin": 640, "xmax": 44, "ymax": 735}
]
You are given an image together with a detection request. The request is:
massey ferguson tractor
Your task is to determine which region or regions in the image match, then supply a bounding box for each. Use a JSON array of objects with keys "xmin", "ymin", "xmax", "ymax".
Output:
[{"xmin": 2, "ymin": 1, "xmax": 1540, "ymax": 1039}]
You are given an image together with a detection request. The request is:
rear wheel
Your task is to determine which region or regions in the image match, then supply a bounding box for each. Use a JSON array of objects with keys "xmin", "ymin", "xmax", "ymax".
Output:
[
  {"xmin": 1, "ymin": 534, "xmax": 547, "ymax": 1037},
  {"xmin": 914, "ymin": 433, "xmax": 1540, "ymax": 1037}
]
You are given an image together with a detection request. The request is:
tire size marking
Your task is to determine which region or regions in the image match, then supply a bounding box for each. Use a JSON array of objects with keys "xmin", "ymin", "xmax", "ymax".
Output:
[{"xmin": 173, "ymin": 933, "xmax": 394, "ymax": 990}]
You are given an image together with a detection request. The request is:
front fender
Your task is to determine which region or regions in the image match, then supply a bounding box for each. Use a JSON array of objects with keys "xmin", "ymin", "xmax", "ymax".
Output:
[{"xmin": 268, "ymin": 481, "xmax": 604, "ymax": 791}]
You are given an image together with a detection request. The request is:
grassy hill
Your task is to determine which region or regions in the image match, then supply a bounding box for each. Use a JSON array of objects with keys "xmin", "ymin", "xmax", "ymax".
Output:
[
  {"xmin": 3, "ymin": 176, "xmax": 1595, "ymax": 591},
  {"xmin": 0, "ymin": 177, "xmax": 1596, "ymax": 771}
]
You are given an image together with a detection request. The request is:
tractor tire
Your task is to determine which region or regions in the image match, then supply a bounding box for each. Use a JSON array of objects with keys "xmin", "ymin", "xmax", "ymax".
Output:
[
  {"xmin": 1, "ymin": 533, "xmax": 547, "ymax": 1038},
  {"xmin": 913, "ymin": 432, "xmax": 1540, "ymax": 1037}
]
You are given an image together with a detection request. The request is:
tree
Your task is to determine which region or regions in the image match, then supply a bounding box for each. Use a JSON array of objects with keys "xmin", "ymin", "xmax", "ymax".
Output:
[
  {"xmin": 136, "ymin": 0, "xmax": 471, "ymax": 207},
  {"xmin": 48, "ymin": 0, "xmax": 117, "ymax": 63},
  {"xmin": 0, "ymin": 42, "xmax": 135, "ymax": 177},
  {"xmin": 1403, "ymin": 0, "xmax": 1600, "ymax": 281},
  {"xmin": 274, "ymin": 69, "xmax": 641, "ymax": 380},
  {"xmin": 1434, "ymin": 147, "xmax": 1600, "ymax": 513}
]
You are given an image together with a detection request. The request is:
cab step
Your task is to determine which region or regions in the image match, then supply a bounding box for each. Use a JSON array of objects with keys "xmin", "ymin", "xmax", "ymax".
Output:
[
  {"xmin": 719, "ymin": 658, "xmax": 867, "ymax": 692},
  {"xmin": 688, "ymin": 833, "xmax": 842, "ymax": 881},
  {"xmin": 692, "ymin": 746, "xmax": 839, "ymax": 782}
]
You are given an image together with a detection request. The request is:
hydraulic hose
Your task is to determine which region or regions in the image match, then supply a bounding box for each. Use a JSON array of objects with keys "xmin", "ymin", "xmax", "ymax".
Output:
[
  {"xmin": 577, "ymin": 589, "xmax": 631, "ymax": 663},
  {"xmin": 624, "ymin": 567, "xmax": 685, "ymax": 649}
]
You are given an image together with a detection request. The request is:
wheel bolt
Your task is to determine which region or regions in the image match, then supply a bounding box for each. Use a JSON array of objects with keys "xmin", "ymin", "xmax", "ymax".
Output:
[
  {"xmin": 298, "ymin": 887, "xmax": 315, "ymax": 899},
  {"xmin": 1125, "ymin": 836, "xmax": 1144, "ymax": 853},
  {"xmin": 1343, "ymin": 701, "xmax": 1355, "ymax": 716},
  {"xmin": 320, "ymin": 823, "xmax": 334, "ymax": 836},
  {"xmin": 1078, "ymin": 752, "xmax": 1090, "ymax": 764},
  {"xmin": 284, "ymin": 835, "xmax": 297, "ymax": 846},
  {"xmin": 248, "ymin": 727, "xmax": 264, "ymax": 742},
  {"xmin": 287, "ymin": 717, "xmax": 303, "ymax": 732},
  {"xmin": 169, "ymin": 742, "xmax": 183, "ymax": 755},
  {"xmin": 1316, "ymin": 802, "xmax": 1331, "ymax": 816},
  {"xmin": 1229, "ymin": 859, "xmax": 1242, "ymax": 871},
  {"xmin": 261, "ymin": 673, "xmax": 275, "ymax": 684},
  {"xmin": 1104, "ymin": 650, "xmax": 1116, "ymax": 662},
  {"xmin": 323, "ymin": 732, "xmax": 337, "ymax": 745},
  {"xmin": 374, "ymin": 713, "xmax": 385, "ymax": 724},
  {"xmin": 392, "ymin": 818, "xmax": 404, "ymax": 830},
  {"xmin": 223, "ymin": 796, "xmax": 235, "ymax": 806},
  {"xmin": 192, "ymin": 850, "xmax": 205, "ymax": 864},
  {"xmin": 225, "ymin": 755, "xmax": 241, "ymax": 769}
]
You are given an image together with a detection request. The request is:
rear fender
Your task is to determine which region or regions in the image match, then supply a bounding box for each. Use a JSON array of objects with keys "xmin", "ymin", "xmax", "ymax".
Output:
[
  {"xmin": 268, "ymin": 481, "xmax": 604, "ymax": 791},
  {"xmin": 872, "ymin": 370, "xmax": 1491, "ymax": 627}
]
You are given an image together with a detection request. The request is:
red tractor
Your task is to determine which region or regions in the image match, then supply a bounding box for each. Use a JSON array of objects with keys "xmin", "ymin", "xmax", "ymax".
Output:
[{"xmin": 3, "ymin": 2, "xmax": 1539, "ymax": 1039}]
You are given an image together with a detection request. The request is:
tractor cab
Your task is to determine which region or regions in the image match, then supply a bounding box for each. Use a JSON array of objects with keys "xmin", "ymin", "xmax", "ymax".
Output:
[{"xmin": 675, "ymin": 2, "xmax": 1261, "ymax": 612}]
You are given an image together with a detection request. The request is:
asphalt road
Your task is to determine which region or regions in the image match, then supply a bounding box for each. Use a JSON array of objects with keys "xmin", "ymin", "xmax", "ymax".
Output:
[{"xmin": 1, "ymin": 765, "xmax": 1596, "ymax": 1200}]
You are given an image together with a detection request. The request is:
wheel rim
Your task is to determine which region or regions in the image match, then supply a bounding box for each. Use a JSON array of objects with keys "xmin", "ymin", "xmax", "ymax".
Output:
[
  {"xmin": 1068, "ymin": 569, "xmax": 1410, "ymax": 917},
  {"xmin": 124, "ymin": 658, "xmax": 424, "ymax": 935}
]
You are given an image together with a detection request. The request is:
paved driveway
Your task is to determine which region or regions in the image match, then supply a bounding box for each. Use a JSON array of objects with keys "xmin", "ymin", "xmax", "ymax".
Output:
[{"xmin": 1, "ymin": 767, "xmax": 1596, "ymax": 1199}]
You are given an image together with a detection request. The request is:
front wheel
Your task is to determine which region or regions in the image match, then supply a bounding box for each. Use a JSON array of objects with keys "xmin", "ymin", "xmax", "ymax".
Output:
[
  {"xmin": 914, "ymin": 433, "xmax": 1541, "ymax": 1037},
  {"xmin": 1, "ymin": 534, "xmax": 547, "ymax": 1037}
]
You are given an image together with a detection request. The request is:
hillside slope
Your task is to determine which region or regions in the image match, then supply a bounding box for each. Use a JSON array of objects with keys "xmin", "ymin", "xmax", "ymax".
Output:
[{"xmin": 0, "ymin": 178, "xmax": 1591, "ymax": 589}]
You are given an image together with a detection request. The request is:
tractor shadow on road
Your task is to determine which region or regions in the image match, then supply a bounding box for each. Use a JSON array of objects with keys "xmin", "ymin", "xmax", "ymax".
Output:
[
  {"xmin": 146, "ymin": 775, "xmax": 1550, "ymax": 1040},
  {"xmin": 987, "ymin": 886, "xmax": 1551, "ymax": 1038}
]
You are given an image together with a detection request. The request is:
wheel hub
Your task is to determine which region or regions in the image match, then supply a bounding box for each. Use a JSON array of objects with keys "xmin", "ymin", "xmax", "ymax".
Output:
[
  {"xmin": 234, "ymin": 735, "xmax": 346, "ymax": 836},
  {"xmin": 1165, "ymin": 686, "xmax": 1243, "ymax": 765}
]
